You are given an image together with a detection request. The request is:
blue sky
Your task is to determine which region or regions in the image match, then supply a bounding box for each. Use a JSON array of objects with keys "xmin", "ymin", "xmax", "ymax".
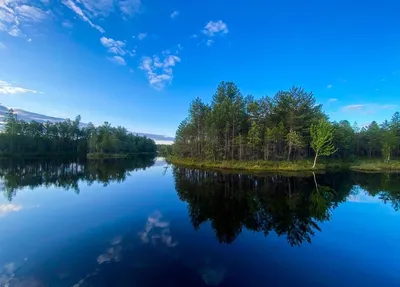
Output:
[{"xmin": 0, "ymin": 0, "xmax": 399, "ymax": 136}]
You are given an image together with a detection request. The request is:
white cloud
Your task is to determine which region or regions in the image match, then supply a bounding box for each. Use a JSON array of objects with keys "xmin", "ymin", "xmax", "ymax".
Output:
[
  {"xmin": 137, "ymin": 32, "xmax": 147, "ymax": 40},
  {"xmin": 0, "ymin": 42, "xmax": 5, "ymax": 49},
  {"xmin": 140, "ymin": 53, "xmax": 181, "ymax": 90},
  {"xmin": 202, "ymin": 20, "xmax": 228, "ymax": 37},
  {"xmin": 100, "ymin": 37, "xmax": 134, "ymax": 65},
  {"xmin": 170, "ymin": 10, "xmax": 179, "ymax": 19},
  {"xmin": 62, "ymin": 0, "xmax": 105, "ymax": 33},
  {"xmin": 0, "ymin": 1, "xmax": 48, "ymax": 37},
  {"xmin": 327, "ymin": 98, "xmax": 337, "ymax": 103},
  {"xmin": 0, "ymin": 204, "xmax": 22, "ymax": 216},
  {"xmin": 62, "ymin": 20, "xmax": 73, "ymax": 28},
  {"xmin": 206, "ymin": 39, "xmax": 214, "ymax": 46},
  {"xmin": 15, "ymin": 5, "xmax": 47, "ymax": 21},
  {"xmin": 109, "ymin": 55, "xmax": 126, "ymax": 66},
  {"xmin": 327, "ymin": 84, "xmax": 333, "ymax": 89},
  {"xmin": 78, "ymin": 0, "xmax": 114, "ymax": 17},
  {"xmin": 118, "ymin": 0, "xmax": 141, "ymax": 16},
  {"xmin": 340, "ymin": 104, "xmax": 365, "ymax": 112},
  {"xmin": 340, "ymin": 104, "xmax": 397, "ymax": 114},
  {"xmin": 100, "ymin": 36, "xmax": 126, "ymax": 55},
  {"xmin": 0, "ymin": 80, "xmax": 40, "ymax": 94}
]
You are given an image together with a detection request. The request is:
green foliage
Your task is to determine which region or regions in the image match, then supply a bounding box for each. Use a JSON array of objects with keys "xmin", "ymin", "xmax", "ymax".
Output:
[
  {"xmin": 0, "ymin": 109, "xmax": 157, "ymax": 157},
  {"xmin": 286, "ymin": 130, "xmax": 304, "ymax": 161},
  {"xmin": 174, "ymin": 81, "xmax": 400, "ymax": 166},
  {"xmin": 310, "ymin": 119, "xmax": 337, "ymax": 168},
  {"xmin": 174, "ymin": 82, "xmax": 324, "ymax": 161}
]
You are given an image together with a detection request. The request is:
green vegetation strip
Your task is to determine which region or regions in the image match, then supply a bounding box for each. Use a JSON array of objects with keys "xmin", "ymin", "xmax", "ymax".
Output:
[{"xmin": 168, "ymin": 157, "xmax": 400, "ymax": 173}]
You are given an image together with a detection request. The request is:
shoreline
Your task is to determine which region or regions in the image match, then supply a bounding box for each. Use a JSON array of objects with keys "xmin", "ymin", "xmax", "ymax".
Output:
[{"xmin": 167, "ymin": 157, "xmax": 400, "ymax": 173}]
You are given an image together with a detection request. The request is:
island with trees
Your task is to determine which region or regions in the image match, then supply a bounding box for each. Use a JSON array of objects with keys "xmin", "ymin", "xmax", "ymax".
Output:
[
  {"xmin": 0, "ymin": 109, "xmax": 157, "ymax": 159},
  {"xmin": 170, "ymin": 81, "xmax": 400, "ymax": 172}
]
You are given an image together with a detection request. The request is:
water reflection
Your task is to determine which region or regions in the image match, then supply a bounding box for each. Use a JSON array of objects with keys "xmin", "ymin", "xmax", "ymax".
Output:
[
  {"xmin": 139, "ymin": 211, "xmax": 179, "ymax": 247},
  {"xmin": 0, "ymin": 156, "xmax": 155, "ymax": 201},
  {"xmin": 351, "ymin": 172, "xmax": 400, "ymax": 211},
  {"xmin": 0, "ymin": 160, "xmax": 399, "ymax": 286},
  {"xmin": 173, "ymin": 167, "xmax": 400, "ymax": 246}
]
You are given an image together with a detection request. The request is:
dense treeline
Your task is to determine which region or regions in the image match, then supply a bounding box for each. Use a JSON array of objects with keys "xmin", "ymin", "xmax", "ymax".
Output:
[
  {"xmin": 174, "ymin": 81, "xmax": 400, "ymax": 164},
  {"xmin": 157, "ymin": 144, "xmax": 173, "ymax": 156},
  {"xmin": 0, "ymin": 156, "xmax": 155, "ymax": 200},
  {"xmin": 173, "ymin": 167, "xmax": 400, "ymax": 246},
  {"xmin": 0, "ymin": 109, "xmax": 157, "ymax": 157}
]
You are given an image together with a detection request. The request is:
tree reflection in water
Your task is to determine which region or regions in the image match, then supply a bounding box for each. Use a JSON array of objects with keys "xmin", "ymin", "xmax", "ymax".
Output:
[
  {"xmin": 0, "ymin": 156, "xmax": 156, "ymax": 201},
  {"xmin": 173, "ymin": 167, "xmax": 351, "ymax": 246}
]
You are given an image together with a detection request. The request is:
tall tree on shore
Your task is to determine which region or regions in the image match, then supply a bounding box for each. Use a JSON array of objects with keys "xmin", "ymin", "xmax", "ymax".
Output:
[
  {"xmin": 310, "ymin": 119, "xmax": 337, "ymax": 168},
  {"xmin": 286, "ymin": 130, "xmax": 304, "ymax": 161}
]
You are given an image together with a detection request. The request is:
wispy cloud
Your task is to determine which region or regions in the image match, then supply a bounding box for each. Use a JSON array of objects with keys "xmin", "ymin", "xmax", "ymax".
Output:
[
  {"xmin": 118, "ymin": 0, "xmax": 141, "ymax": 16},
  {"xmin": 206, "ymin": 39, "xmax": 214, "ymax": 46},
  {"xmin": 62, "ymin": 0, "xmax": 105, "ymax": 33},
  {"xmin": 327, "ymin": 98, "xmax": 338, "ymax": 103},
  {"xmin": 340, "ymin": 104, "xmax": 366, "ymax": 112},
  {"xmin": 100, "ymin": 36, "xmax": 126, "ymax": 55},
  {"xmin": 340, "ymin": 104, "xmax": 397, "ymax": 114},
  {"xmin": 0, "ymin": 1, "xmax": 49, "ymax": 37},
  {"xmin": 0, "ymin": 42, "xmax": 5, "ymax": 49},
  {"xmin": 327, "ymin": 84, "xmax": 333, "ymax": 89},
  {"xmin": 140, "ymin": 52, "xmax": 181, "ymax": 90},
  {"xmin": 137, "ymin": 32, "xmax": 147, "ymax": 40},
  {"xmin": 0, "ymin": 80, "xmax": 40, "ymax": 95},
  {"xmin": 0, "ymin": 204, "xmax": 22, "ymax": 217},
  {"xmin": 109, "ymin": 56, "xmax": 126, "ymax": 66},
  {"xmin": 100, "ymin": 36, "xmax": 134, "ymax": 65},
  {"xmin": 77, "ymin": 0, "xmax": 114, "ymax": 18},
  {"xmin": 170, "ymin": 10, "xmax": 179, "ymax": 19},
  {"xmin": 62, "ymin": 20, "xmax": 74, "ymax": 28},
  {"xmin": 202, "ymin": 20, "xmax": 228, "ymax": 37}
]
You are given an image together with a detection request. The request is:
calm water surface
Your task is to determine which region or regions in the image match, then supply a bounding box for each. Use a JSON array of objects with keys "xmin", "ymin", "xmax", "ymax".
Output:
[{"xmin": 0, "ymin": 157, "xmax": 400, "ymax": 286}]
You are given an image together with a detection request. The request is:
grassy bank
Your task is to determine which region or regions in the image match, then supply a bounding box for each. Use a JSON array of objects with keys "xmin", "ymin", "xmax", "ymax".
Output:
[
  {"xmin": 349, "ymin": 161, "xmax": 400, "ymax": 172},
  {"xmin": 166, "ymin": 157, "xmax": 351, "ymax": 172},
  {"xmin": 168, "ymin": 157, "xmax": 400, "ymax": 173}
]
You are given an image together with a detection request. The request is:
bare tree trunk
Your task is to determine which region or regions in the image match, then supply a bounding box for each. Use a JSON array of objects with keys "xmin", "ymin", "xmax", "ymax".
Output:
[
  {"xmin": 287, "ymin": 144, "xmax": 292, "ymax": 161},
  {"xmin": 313, "ymin": 151, "xmax": 318, "ymax": 169}
]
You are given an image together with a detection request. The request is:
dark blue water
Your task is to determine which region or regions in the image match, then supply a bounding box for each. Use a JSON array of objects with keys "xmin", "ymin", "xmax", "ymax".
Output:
[{"xmin": 0, "ymin": 158, "xmax": 399, "ymax": 286}]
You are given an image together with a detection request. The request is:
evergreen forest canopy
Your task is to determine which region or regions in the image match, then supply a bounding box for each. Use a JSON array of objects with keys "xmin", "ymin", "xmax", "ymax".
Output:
[
  {"xmin": 0, "ymin": 109, "xmax": 157, "ymax": 157},
  {"xmin": 173, "ymin": 82, "xmax": 400, "ymax": 165}
]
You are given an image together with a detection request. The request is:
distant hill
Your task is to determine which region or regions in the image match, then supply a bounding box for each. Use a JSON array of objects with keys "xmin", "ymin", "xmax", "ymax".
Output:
[{"xmin": 0, "ymin": 105, "xmax": 175, "ymax": 144}]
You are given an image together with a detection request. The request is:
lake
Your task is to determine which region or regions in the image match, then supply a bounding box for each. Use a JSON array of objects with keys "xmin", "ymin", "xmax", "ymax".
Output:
[{"xmin": 0, "ymin": 157, "xmax": 399, "ymax": 287}]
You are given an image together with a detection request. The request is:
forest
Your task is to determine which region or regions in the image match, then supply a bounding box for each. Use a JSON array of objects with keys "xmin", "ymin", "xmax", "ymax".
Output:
[
  {"xmin": 0, "ymin": 109, "xmax": 157, "ymax": 158},
  {"xmin": 173, "ymin": 81, "xmax": 400, "ymax": 169}
]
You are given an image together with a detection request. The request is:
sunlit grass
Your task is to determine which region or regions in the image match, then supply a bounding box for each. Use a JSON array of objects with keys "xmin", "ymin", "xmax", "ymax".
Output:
[
  {"xmin": 168, "ymin": 157, "xmax": 400, "ymax": 173},
  {"xmin": 350, "ymin": 160, "xmax": 400, "ymax": 172},
  {"xmin": 166, "ymin": 157, "xmax": 342, "ymax": 172}
]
